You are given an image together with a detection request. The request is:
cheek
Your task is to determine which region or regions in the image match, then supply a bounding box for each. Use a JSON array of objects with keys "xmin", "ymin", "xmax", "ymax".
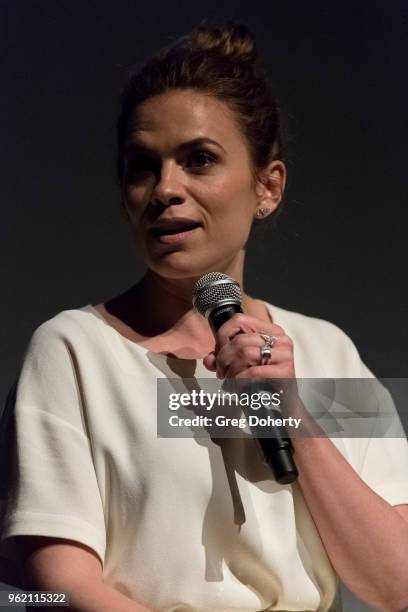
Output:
[
  {"xmin": 209, "ymin": 186, "xmax": 256, "ymax": 230},
  {"xmin": 204, "ymin": 176, "xmax": 254, "ymax": 212},
  {"xmin": 125, "ymin": 183, "xmax": 144, "ymax": 204},
  {"xmin": 123, "ymin": 186, "xmax": 148, "ymax": 224}
]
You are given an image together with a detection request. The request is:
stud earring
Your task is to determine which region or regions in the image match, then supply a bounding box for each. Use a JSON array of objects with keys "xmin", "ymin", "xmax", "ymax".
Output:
[{"xmin": 255, "ymin": 208, "xmax": 272, "ymax": 218}]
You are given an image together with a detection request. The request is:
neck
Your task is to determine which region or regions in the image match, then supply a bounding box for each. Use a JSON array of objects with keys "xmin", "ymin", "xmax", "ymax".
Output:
[{"xmin": 108, "ymin": 254, "xmax": 256, "ymax": 339}]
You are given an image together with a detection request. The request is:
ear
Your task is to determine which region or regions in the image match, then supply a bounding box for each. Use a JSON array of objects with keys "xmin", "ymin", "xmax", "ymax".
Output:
[{"xmin": 254, "ymin": 160, "xmax": 286, "ymax": 214}]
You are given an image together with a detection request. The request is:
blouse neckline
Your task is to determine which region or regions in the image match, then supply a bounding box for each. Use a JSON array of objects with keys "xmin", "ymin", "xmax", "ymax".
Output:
[{"xmin": 84, "ymin": 301, "xmax": 276, "ymax": 364}]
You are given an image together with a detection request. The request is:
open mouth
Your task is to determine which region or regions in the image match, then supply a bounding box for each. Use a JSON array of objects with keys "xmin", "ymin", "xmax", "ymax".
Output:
[
  {"xmin": 151, "ymin": 222, "xmax": 201, "ymax": 237},
  {"xmin": 150, "ymin": 223, "xmax": 201, "ymax": 244}
]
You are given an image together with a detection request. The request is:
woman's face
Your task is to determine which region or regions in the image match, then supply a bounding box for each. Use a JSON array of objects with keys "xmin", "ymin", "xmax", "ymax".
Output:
[{"xmin": 121, "ymin": 89, "xmax": 283, "ymax": 280}]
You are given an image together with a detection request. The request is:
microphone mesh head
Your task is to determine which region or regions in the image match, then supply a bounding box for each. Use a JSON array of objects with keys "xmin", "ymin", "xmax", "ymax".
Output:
[{"xmin": 192, "ymin": 272, "xmax": 242, "ymax": 317}]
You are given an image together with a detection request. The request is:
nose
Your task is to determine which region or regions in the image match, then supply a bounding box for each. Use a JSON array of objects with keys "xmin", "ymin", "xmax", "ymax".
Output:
[{"xmin": 150, "ymin": 160, "xmax": 185, "ymax": 208}]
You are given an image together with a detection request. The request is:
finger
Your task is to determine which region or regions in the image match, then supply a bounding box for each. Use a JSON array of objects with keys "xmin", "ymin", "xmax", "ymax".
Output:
[
  {"xmin": 233, "ymin": 363, "xmax": 296, "ymax": 380},
  {"xmin": 203, "ymin": 351, "xmax": 217, "ymax": 372},
  {"xmin": 225, "ymin": 331, "xmax": 290, "ymax": 350},
  {"xmin": 205, "ymin": 334, "xmax": 289, "ymax": 376},
  {"xmin": 216, "ymin": 313, "xmax": 285, "ymax": 349},
  {"xmin": 219, "ymin": 347, "xmax": 294, "ymax": 379},
  {"xmin": 212, "ymin": 332, "xmax": 286, "ymax": 372}
]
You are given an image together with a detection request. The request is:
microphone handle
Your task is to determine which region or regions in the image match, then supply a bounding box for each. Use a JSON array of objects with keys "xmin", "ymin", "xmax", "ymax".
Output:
[
  {"xmin": 208, "ymin": 302, "xmax": 298, "ymax": 485},
  {"xmin": 207, "ymin": 303, "xmax": 243, "ymax": 335}
]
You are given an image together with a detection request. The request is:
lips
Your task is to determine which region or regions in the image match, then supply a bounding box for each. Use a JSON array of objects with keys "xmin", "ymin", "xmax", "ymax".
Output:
[{"xmin": 150, "ymin": 218, "xmax": 202, "ymax": 237}]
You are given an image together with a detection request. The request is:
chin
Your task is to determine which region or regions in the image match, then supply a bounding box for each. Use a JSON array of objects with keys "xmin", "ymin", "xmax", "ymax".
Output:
[{"xmin": 147, "ymin": 253, "xmax": 224, "ymax": 281}]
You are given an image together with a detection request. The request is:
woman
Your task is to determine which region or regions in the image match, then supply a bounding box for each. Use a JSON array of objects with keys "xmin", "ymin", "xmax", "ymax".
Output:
[{"xmin": 1, "ymin": 20, "xmax": 408, "ymax": 612}]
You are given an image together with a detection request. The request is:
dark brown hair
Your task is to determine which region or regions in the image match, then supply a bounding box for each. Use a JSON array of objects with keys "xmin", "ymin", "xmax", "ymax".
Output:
[{"xmin": 116, "ymin": 19, "xmax": 286, "ymax": 217}]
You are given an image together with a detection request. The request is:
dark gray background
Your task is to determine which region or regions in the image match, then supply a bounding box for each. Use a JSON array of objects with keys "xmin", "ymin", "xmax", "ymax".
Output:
[{"xmin": 1, "ymin": 1, "xmax": 407, "ymax": 610}]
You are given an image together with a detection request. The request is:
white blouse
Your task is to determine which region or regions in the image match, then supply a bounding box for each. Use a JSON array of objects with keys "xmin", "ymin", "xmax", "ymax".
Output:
[{"xmin": 1, "ymin": 301, "xmax": 407, "ymax": 611}]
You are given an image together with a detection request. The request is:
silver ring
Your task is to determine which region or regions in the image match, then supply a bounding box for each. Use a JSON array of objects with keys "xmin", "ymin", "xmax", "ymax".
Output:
[
  {"xmin": 260, "ymin": 333, "xmax": 276, "ymax": 346},
  {"xmin": 259, "ymin": 332, "xmax": 276, "ymax": 365},
  {"xmin": 260, "ymin": 346, "xmax": 272, "ymax": 365}
]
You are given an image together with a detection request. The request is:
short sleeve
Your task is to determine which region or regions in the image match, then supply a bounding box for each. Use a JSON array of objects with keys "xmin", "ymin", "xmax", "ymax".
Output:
[
  {"xmin": 358, "ymin": 435, "xmax": 408, "ymax": 507},
  {"xmin": 343, "ymin": 333, "xmax": 408, "ymax": 508},
  {"xmin": 0, "ymin": 322, "xmax": 106, "ymax": 568}
]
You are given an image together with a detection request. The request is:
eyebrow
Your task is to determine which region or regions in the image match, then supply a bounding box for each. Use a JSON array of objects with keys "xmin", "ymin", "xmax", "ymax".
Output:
[{"xmin": 123, "ymin": 137, "xmax": 226, "ymax": 155}]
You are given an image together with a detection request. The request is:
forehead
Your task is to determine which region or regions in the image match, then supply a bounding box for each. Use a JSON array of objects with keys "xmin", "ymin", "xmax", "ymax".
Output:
[{"xmin": 126, "ymin": 90, "xmax": 245, "ymax": 149}]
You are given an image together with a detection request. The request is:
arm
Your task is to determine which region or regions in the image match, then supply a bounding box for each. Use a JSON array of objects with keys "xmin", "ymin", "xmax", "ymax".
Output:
[
  {"xmin": 205, "ymin": 312, "xmax": 408, "ymax": 611},
  {"xmin": 290, "ymin": 414, "xmax": 408, "ymax": 611},
  {"xmin": 16, "ymin": 536, "xmax": 153, "ymax": 612}
]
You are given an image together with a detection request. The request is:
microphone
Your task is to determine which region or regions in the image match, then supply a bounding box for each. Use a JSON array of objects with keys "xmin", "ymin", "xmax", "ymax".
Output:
[{"xmin": 192, "ymin": 271, "xmax": 298, "ymax": 485}]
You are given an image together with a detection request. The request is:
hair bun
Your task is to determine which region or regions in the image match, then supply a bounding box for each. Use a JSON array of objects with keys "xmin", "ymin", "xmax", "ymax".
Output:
[{"xmin": 188, "ymin": 20, "xmax": 257, "ymax": 65}]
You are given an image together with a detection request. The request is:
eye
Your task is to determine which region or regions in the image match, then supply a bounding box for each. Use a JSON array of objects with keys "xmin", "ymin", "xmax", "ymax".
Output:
[
  {"xmin": 125, "ymin": 155, "xmax": 157, "ymax": 182},
  {"xmin": 187, "ymin": 150, "xmax": 216, "ymax": 170}
]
